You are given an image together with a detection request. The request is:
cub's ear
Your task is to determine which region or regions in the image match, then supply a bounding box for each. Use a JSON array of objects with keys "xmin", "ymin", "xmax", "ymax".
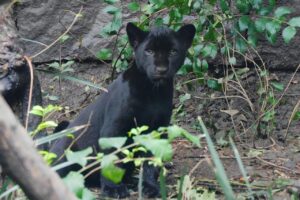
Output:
[
  {"xmin": 177, "ymin": 24, "xmax": 196, "ymax": 49},
  {"xmin": 126, "ymin": 23, "xmax": 147, "ymax": 49}
]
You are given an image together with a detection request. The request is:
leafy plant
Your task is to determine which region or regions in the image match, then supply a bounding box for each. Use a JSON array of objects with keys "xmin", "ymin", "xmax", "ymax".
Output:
[
  {"xmin": 47, "ymin": 61, "xmax": 75, "ymax": 81},
  {"xmin": 29, "ymin": 105, "xmax": 62, "ymax": 136},
  {"xmin": 100, "ymin": 0, "xmax": 300, "ymax": 138},
  {"xmin": 51, "ymin": 125, "xmax": 200, "ymax": 198}
]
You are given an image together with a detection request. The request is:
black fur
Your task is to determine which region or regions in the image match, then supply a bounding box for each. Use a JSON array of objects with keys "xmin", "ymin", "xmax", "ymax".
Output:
[
  {"xmin": 0, "ymin": 64, "xmax": 43, "ymax": 133},
  {"xmin": 50, "ymin": 23, "xmax": 195, "ymax": 198}
]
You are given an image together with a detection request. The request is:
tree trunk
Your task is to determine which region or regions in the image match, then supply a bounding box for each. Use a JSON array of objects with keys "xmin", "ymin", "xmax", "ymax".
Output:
[{"xmin": 0, "ymin": 96, "xmax": 77, "ymax": 200}]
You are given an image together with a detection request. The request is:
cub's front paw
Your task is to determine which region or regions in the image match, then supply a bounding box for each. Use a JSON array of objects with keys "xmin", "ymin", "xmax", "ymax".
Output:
[
  {"xmin": 143, "ymin": 181, "xmax": 160, "ymax": 198},
  {"xmin": 101, "ymin": 183, "xmax": 129, "ymax": 198}
]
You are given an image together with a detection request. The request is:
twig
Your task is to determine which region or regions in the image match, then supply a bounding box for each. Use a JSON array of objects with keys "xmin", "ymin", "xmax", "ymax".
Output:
[
  {"xmin": 284, "ymin": 98, "xmax": 300, "ymax": 140},
  {"xmin": 255, "ymin": 156, "xmax": 300, "ymax": 175},
  {"xmin": 138, "ymin": 163, "xmax": 143, "ymax": 200},
  {"xmin": 188, "ymin": 158, "xmax": 205, "ymax": 177},
  {"xmin": 23, "ymin": 56, "xmax": 34, "ymax": 130},
  {"xmin": 110, "ymin": 41, "xmax": 128, "ymax": 81}
]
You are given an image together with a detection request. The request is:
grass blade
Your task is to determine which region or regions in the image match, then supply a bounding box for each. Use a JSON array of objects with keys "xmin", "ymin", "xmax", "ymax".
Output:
[
  {"xmin": 35, "ymin": 125, "xmax": 86, "ymax": 146},
  {"xmin": 198, "ymin": 116, "xmax": 235, "ymax": 200},
  {"xmin": 37, "ymin": 68, "xmax": 108, "ymax": 92},
  {"xmin": 0, "ymin": 185, "xmax": 19, "ymax": 199},
  {"xmin": 229, "ymin": 136, "xmax": 254, "ymax": 199},
  {"xmin": 159, "ymin": 168, "xmax": 167, "ymax": 200}
]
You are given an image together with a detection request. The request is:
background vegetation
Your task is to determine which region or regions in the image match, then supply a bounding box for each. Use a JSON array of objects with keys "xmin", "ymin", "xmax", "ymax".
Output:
[{"xmin": 1, "ymin": 0, "xmax": 300, "ymax": 199}]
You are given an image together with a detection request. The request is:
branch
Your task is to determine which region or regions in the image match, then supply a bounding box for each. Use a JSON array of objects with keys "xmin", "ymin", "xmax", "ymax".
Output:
[{"xmin": 0, "ymin": 96, "xmax": 77, "ymax": 200}]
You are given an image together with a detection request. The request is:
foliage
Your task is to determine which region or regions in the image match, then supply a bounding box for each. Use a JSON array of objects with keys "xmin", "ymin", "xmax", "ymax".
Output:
[
  {"xmin": 3, "ymin": 1, "xmax": 299, "ymax": 199},
  {"xmin": 97, "ymin": 125, "xmax": 200, "ymax": 184},
  {"xmin": 63, "ymin": 172, "xmax": 95, "ymax": 200},
  {"xmin": 47, "ymin": 61, "xmax": 75, "ymax": 81},
  {"xmin": 100, "ymin": 0, "xmax": 300, "ymax": 137},
  {"xmin": 29, "ymin": 105, "xmax": 62, "ymax": 136},
  {"xmin": 101, "ymin": 0, "xmax": 299, "ymax": 76},
  {"xmin": 52, "ymin": 125, "xmax": 201, "ymax": 198}
]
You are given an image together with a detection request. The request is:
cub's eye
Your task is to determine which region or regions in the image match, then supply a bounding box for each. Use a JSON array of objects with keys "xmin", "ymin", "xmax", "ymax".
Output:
[
  {"xmin": 169, "ymin": 49, "xmax": 177, "ymax": 56},
  {"xmin": 145, "ymin": 49, "xmax": 154, "ymax": 55},
  {"xmin": 0, "ymin": 64, "xmax": 9, "ymax": 79}
]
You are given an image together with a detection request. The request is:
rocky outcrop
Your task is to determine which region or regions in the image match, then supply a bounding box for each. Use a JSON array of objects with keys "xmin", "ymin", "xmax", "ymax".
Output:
[{"xmin": 13, "ymin": 0, "xmax": 300, "ymax": 69}]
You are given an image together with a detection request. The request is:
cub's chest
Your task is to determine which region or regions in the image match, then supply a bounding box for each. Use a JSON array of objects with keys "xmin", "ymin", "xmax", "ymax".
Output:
[{"xmin": 133, "ymin": 97, "xmax": 172, "ymax": 126}]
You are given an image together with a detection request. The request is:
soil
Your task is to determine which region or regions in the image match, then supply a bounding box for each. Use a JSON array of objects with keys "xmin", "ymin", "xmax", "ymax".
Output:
[{"xmin": 39, "ymin": 63, "xmax": 300, "ymax": 199}]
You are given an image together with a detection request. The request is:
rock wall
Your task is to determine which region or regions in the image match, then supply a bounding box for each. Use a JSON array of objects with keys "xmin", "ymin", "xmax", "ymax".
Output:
[{"xmin": 13, "ymin": 0, "xmax": 300, "ymax": 69}]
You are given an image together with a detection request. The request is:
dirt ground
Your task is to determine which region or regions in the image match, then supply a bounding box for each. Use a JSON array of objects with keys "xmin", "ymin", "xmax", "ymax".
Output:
[{"xmin": 39, "ymin": 62, "xmax": 300, "ymax": 199}]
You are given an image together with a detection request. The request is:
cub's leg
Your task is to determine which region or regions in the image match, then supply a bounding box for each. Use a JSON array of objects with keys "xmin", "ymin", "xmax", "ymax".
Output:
[{"xmin": 142, "ymin": 161, "xmax": 160, "ymax": 197}]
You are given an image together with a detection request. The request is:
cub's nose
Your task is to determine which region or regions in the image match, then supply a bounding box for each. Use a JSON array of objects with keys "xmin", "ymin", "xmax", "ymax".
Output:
[{"xmin": 156, "ymin": 66, "xmax": 168, "ymax": 74}]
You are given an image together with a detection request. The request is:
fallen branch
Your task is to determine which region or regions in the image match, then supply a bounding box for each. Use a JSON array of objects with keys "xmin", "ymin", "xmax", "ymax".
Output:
[{"xmin": 0, "ymin": 96, "xmax": 77, "ymax": 200}]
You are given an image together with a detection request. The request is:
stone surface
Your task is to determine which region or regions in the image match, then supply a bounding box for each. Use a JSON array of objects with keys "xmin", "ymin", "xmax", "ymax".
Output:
[{"xmin": 12, "ymin": 0, "xmax": 300, "ymax": 69}]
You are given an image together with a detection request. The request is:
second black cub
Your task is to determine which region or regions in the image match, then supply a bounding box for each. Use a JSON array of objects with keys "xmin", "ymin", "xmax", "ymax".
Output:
[{"xmin": 50, "ymin": 22, "xmax": 195, "ymax": 198}]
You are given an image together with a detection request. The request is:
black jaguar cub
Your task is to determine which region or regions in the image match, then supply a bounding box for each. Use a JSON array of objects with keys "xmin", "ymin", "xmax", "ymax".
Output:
[{"xmin": 50, "ymin": 22, "xmax": 195, "ymax": 198}]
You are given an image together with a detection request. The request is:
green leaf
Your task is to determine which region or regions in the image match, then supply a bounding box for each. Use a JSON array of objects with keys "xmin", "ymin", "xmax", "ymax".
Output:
[
  {"xmin": 104, "ymin": 0, "xmax": 118, "ymax": 4},
  {"xmin": 204, "ymin": 27, "xmax": 218, "ymax": 42},
  {"xmin": 29, "ymin": 105, "xmax": 44, "ymax": 116},
  {"xmin": 201, "ymin": 59, "xmax": 209, "ymax": 71},
  {"xmin": 236, "ymin": 0, "xmax": 250, "ymax": 14},
  {"xmin": 228, "ymin": 57, "xmax": 236, "ymax": 65},
  {"xmin": 35, "ymin": 121, "xmax": 57, "ymax": 132},
  {"xmin": 209, "ymin": 0, "xmax": 217, "ymax": 5},
  {"xmin": 166, "ymin": 125, "xmax": 182, "ymax": 141},
  {"xmin": 133, "ymin": 135, "xmax": 173, "ymax": 161},
  {"xmin": 96, "ymin": 48, "xmax": 112, "ymax": 60},
  {"xmin": 207, "ymin": 79, "xmax": 221, "ymax": 90},
  {"xmin": 103, "ymin": 5, "xmax": 120, "ymax": 15},
  {"xmin": 128, "ymin": 125, "xmax": 149, "ymax": 137},
  {"xmin": 235, "ymin": 38, "xmax": 247, "ymax": 52},
  {"xmin": 179, "ymin": 93, "xmax": 191, "ymax": 103},
  {"xmin": 293, "ymin": 111, "xmax": 300, "ymax": 121},
  {"xmin": 274, "ymin": 7, "xmax": 292, "ymax": 18},
  {"xmin": 66, "ymin": 147, "xmax": 93, "ymax": 167},
  {"xmin": 289, "ymin": 17, "xmax": 300, "ymax": 27},
  {"xmin": 269, "ymin": 0, "xmax": 275, "ymax": 8},
  {"xmin": 258, "ymin": 7, "xmax": 272, "ymax": 16},
  {"xmin": 270, "ymin": 81, "xmax": 284, "ymax": 91},
  {"xmin": 247, "ymin": 149, "xmax": 263, "ymax": 157},
  {"xmin": 127, "ymin": 2, "xmax": 140, "ymax": 12},
  {"xmin": 63, "ymin": 172, "xmax": 95, "ymax": 199},
  {"xmin": 101, "ymin": 155, "xmax": 125, "ymax": 184},
  {"xmin": 262, "ymin": 110, "xmax": 275, "ymax": 122},
  {"xmin": 248, "ymin": 32, "xmax": 258, "ymax": 47},
  {"xmin": 181, "ymin": 131, "xmax": 201, "ymax": 147},
  {"xmin": 238, "ymin": 16, "xmax": 250, "ymax": 31},
  {"xmin": 99, "ymin": 137, "xmax": 127, "ymax": 150},
  {"xmin": 164, "ymin": 124, "xmax": 200, "ymax": 147},
  {"xmin": 63, "ymin": 172, "xmax": 85, "ymax": 196},
  {"xmin": 266, "ymin": 32, "xmax": 277, "ymax": 44},
  {"xmin": 282, "ymin": 26, "xmax": 296, "ymax": 43},
  {"xmin": 81, "ymin": 188, "xmax": 95, "ymax": 200},
  {"xmin": 48, "ymin": 62, "xmax": 60, "ymax": 69},
  {"xmin": 39, "ymin": 151, "xmax": 57, "ymax": 165},
  {"xmin": 201, "ymin": 43, "xmax": 217, "ymax": 59},
  {"xmin": 219, "ymin": 0, "xmax": 229, "ymax": 12},
  {"xmin": 266, "ymin": 21, "xmax": 280, "ymax": 35},
  {"xmin": 255, "ymin": 18, "xmax": 268, "ymax": 32},
  {"xmin": 60, "ymin": 34, "xmax": 70, "ymax": 43},
  {"xmin": 252, "ymin": 0, "xmax": 262, "ymax": 9}
]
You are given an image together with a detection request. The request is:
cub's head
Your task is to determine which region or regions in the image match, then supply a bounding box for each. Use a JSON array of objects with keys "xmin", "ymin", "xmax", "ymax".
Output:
[{"xmin": 126, "ymin": 23, "xmax": 195, "ymax": 83}]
